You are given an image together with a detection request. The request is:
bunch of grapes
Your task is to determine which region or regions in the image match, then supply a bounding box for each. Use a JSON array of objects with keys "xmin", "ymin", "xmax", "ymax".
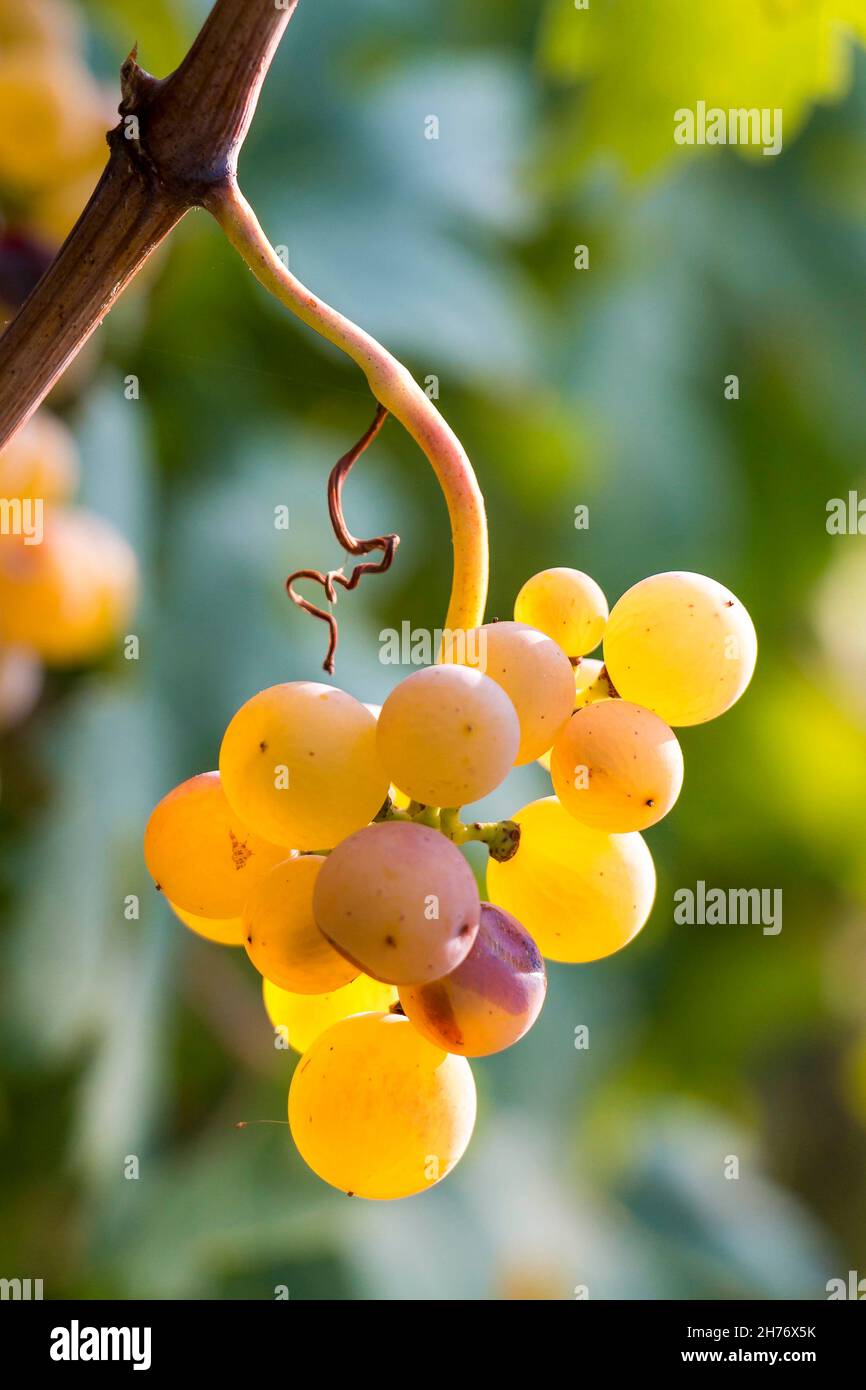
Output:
[
  {"xmin": 0, "ymin": 0, "xmax": 138, "ymax": 734},
  {"xmin": 0, "ymin": 409, "xmax": 138, "ymax": 731},
  {"xmin": 145, "ymin": 565, "xmax": 756, "ymax": 1201}
]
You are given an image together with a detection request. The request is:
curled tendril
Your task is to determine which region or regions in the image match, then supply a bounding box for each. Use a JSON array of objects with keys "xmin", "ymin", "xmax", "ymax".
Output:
[{"xmin": 286, "ymin": 405, "xmax": 398, "ymax": 674}]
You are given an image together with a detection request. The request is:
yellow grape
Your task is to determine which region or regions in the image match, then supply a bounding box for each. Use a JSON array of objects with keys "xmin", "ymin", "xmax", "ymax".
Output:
[
  {"xmin": 0, "ymin": 411, "xmax": 78, "ymax": 502},
  {"xmin": 449, "ymin": 622, "xmax": 574, "ymax": 766},
  {"xmin": 551, "ymin": 699, "xmax": 684, "ymax": 832},
  {"xmin": 514, "ymin": 567, "xmax": 609, "ymax": 658},
  {"xmin": 288, "ymin": 1011, "xmax": 476, "ymax": 1199},
  {"xmin": 220, "ymin": 682, "xmax": 389, "ymax": 850},
  {"xmin": 263, "ymin": 974, "xmax": 397, "ymax": 1054},
  {"xmin": 0, "ymin": 645, "xmax": 42, "ymax": 730},
  {"xmin": 536, "ymin": 657, "xmax": 613, "ymax": 771},
  {"xmin": 486, "ymin": 796, "xmax": 656, "ymax": 963},
  {"xmin": 377, "ymin": 665, "xmax": 519, "ymax": 808},
  {"xmin": 144, "ymin": 771, "xmax": 287, "ymax": 919},
  {"xmin": 168, "ymin": 901, "xmax": 244, "ymax": 947},
  {"xmin": 0, "ymin": 52, "xmax": 106, "ymax": 190},
  {"xmin": 313, "ymin": 821, "xmax": 480, "ymax": 984},
  {"xmin": 400, "ymin": 902, "xmax": 547, "ymax": 1057},
  {"xmin": 243, "ymin": 855, "xmax": 358, "ymax": 994},
  {"xmin": 603, "ymin": 571, "xmax": 757, "ymax": 726},
  {"xmin": 0, "ymin": 508, "xmax": 137, "ymax": 665}
]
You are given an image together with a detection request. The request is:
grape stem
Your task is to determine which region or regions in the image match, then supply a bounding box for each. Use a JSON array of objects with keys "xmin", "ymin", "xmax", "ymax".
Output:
[
  {"xmin": 0, "ymin": 0, "xmax": 489, "ymax": 659},
  {"xmin": 0, "ymin": 0, "xmax": 303, "ymax": 447},
  {"xmin": 375, "ymin": 799, "xmax": 520, "ymax": 863},
  {"xmin": 206, "ymin": 180, "xmax": 490, "ymax": 645}
]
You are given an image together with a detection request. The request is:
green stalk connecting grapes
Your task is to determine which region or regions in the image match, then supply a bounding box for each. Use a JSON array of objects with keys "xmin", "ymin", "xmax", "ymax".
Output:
[{"xmin": 376, "ymin": 800, "xmax": 520, "ymax": 864}]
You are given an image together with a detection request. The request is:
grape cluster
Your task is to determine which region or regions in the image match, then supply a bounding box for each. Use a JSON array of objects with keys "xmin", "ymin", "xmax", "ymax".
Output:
[
  {"xmin": 145, "ymin": 564, "xmax": 756, "ymax": 1201},
  {"xmin": 0, "ymin": 410, "xmax": 138, "ymax": 729},
  {"xmin": 0, "ymin": 1, "xmax": 138, "ymax": 733}
]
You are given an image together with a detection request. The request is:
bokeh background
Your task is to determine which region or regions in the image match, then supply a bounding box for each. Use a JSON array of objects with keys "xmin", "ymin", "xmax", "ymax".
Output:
[{"xmin": 2, "ymin": 0, "xmax": 866, "ymax": 1300}]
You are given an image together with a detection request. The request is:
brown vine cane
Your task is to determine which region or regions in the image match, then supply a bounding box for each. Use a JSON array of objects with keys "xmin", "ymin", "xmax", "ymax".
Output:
[{"xmin": 286, "ymin": 405, "xmax": 398, "ymax": 674}]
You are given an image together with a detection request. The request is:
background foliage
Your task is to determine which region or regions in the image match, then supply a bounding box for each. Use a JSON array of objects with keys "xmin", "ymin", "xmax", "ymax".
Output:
[{"xmin": 2, "ymin": 0, "xmax": 866, "ymax": 1299}]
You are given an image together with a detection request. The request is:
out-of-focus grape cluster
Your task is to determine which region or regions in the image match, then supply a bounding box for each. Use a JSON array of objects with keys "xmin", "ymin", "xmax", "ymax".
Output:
[
  {"xmin": 0, "ymin": 410, "xmax": 138, "ymax": 726},
  {"xmin": 0, "ymin": 0, "xmax": 137, "ymax": 735},
  {"xmin": 0, "ymin": 0, "xmax": 113, "ymax": 277},
  {"xmin": 144, "ymin": 565, "xmax": 756, "ymax": 1202}
]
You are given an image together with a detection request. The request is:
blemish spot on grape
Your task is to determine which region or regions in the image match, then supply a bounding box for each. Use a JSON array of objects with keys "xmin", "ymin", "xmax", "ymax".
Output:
[{"xmin": 229, "ymin": 829, "xmax": 253, "ymax": 871}]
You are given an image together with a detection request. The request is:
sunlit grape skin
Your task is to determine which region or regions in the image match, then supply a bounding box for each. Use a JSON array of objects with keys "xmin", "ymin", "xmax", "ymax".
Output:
[
  {"xmin": 603, "ymin": 571, "xmax": 758, "ymax": 726},
  {"xmin": 219, "ymin": 682, "xmax": 389, "ymax": 850},
  {"xmin": 169, "ymin": 900, "xmax": 244, "ymax": 947},
  {"xmin": 144, "ymin": 771, "xmax": 286, "ymax": 919},
  {"xmin": 449, "ymin": 621, "xmax": 575, "ymax": 766},
  {"xmin": 400, "ymin": 902, "xmax": 547, "ymax": 1057},
  {"xmin": 263, "ymin": 974, "xmax": 397, "ymax": 1054},
  {"xmin": 551, "ymin": 699, "xmax": 684, "ymax": 832},
  {"xmin": 376, "ymin": 664, "xmax": 519, "ymax": 808},
  {"xmin": 514, "ymin": 567, "xmax": 609, "ymax": 658},
  {"xmin": 288, "ymin": 1012, "xmax": 477, "ymax": 1199},
  {"xmin": 243, "ymin": 855, "xmax": 358, "ymax": 994},
  {"xmin": 313, "ymin": 821, "xmax": 480, "ymax": 985},
  {"xmin": 486, "ymin": 796, "xmax": 656, "ymax": 963}
]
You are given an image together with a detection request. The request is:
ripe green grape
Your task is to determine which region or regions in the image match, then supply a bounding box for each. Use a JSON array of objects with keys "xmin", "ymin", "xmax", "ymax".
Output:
[
  {"xmin": 376, "ymin": 665, "xmax": 519, "ymax": 807},
  {"xmin": 447, "ymin": 622, "xmax": 574, "ymax": 766},
  {"xmin": 551, "ymin": 699, "xmax": 684, "ymax": 832},
  {"xmin": 144, "ymin": 771, "xmax": 287, "ymax": 919},
  {"xmin": 313, "ymin": 821, "xmax": 480, "ymax": 984},
  {"xmin": 399, "ymin": 902, "xmax": 546, "ymax": 1057},
  {"xmin": 514, "ymin": 567, "xmax": 609, "ymax": 658},
  {"xmin": 169, "ymin": 901, "xmax": 244, "ymax": 947},
  {"xmin": 288, "ymin": 1011, "xmax": 476, "ymax": 1199},
  {"xmin": 263, "ymin": 974, "xmax": 397, "ymax": 1054},
  {"xmin": 0, "ymin": 507, "xmax": 137, "ymax": 665},
  {"xmin": 603, "ymin": 571, "xmax": 757, "ymax": 726},
  {"xmin": 220, "ymin": 682, "xmax": 389, "ymax": 850},
  {"xmin": 486, "ymin": 796, "xmax": 656, "ymax": 963},
  {"xmin": 244, "ymin": 855, "xmax": 358, "ymax": 994}
]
